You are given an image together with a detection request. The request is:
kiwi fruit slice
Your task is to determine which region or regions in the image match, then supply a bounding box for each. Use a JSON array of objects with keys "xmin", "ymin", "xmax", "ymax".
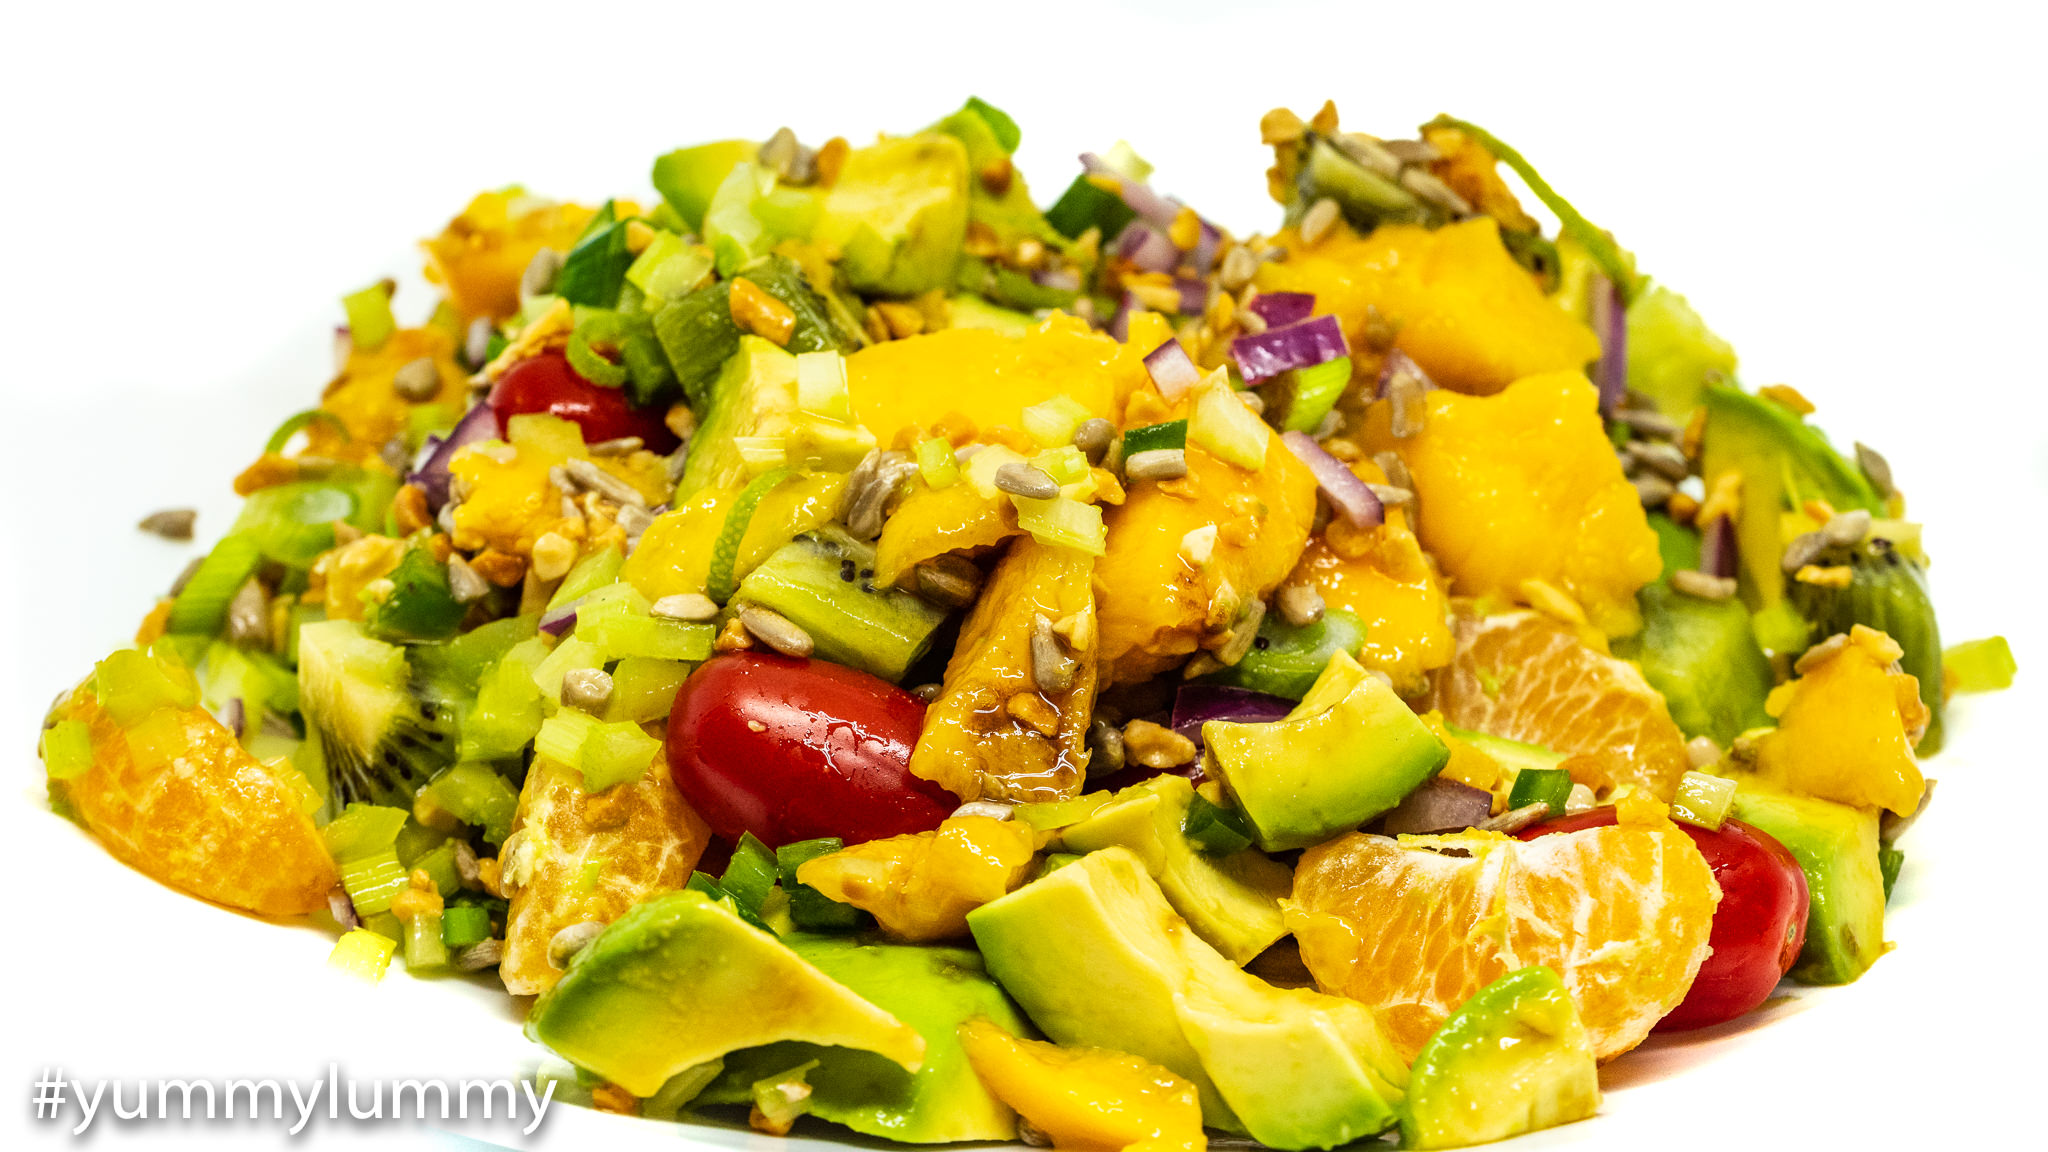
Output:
[
  {"xmin": 1788, "ymin": 537, "xmax": 1943, "ymax": 754},
  {"xmin": 297, "ymin": 619, "xmax": 456, "ymax": 808},
  {"xmin": 732, "ymin": 533, "xmax": 950, "ymax": 683}
]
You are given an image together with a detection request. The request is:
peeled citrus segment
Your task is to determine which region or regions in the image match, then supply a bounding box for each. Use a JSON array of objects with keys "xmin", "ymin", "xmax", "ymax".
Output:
[
  {"xmin": 51, "ymin": 688, "xmax": 338, "ymax": 916},
  {"xmin": 1426, "ymin": 610, "xmax": 1690, "ymax": 801},
  {"xmin": 1288, "ymin": 821, "xmax": 1717, "ymax": 1064},
  {"xmin": 1401, "ymin": 965, "xmax": 1599, "ymax": 1150}
]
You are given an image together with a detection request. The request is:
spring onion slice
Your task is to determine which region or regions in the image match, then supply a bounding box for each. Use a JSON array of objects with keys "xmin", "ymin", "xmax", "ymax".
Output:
[
  {"xmin": 566, "ymin": 311, "xmax": 630, "ymax": 387},
  {"xmin": 263, "ymin": 408, "xmax": 351, "ymax": 456}
]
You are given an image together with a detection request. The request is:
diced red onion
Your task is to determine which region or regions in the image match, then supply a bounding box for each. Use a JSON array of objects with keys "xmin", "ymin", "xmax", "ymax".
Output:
[
  {"xmin": 1171, "ymin": 685, "xmax": 1296, "ymax": 751},
  {"xmin": 539, "ymin": 603, "xmax": 579, "ymax": 636},
  {"xmin": 1033, "ymin": 266, "xmax": 1082, "ymax": 292},
  {"xmin": 1376, "ymin": 349, "xmax": 1438, "ymax": 399},
  {"xmin": 1109, "ymin": 291, "xmax": 1140, "ymax": 342},
  {"xmin": 1248, "ymin": 292, "xmax": 1315, "ymax": 329},
  {"xmin": 333, "ymin": 326, "xmax": 353, "ymax": 373},
  {"xmin": 1081, "ymin": 152, "xmax": 1180, "ymax": 230},
  {"xmin": 1282, "ymin": 431, "xmax": 1383, "ymax": 528},
  {"xmin": 1190, "ymin": 218, "xmax": 1222, "ymax": 275},
  {"xmin": 1143, "ymin": 339, "xmax": 1202, "ymax": 400},
  {"xmin": 1176, "ymin": 277, "xmax": 1209, "ymax": 316},
  {"xmin": 328, "ymin": 887, "xmax": 361, "ymax": 930},
  {"xmin": 1700, "ymin": 514, "xmax": 1738, "ymax": 580},
  {"xmin": 1233, "ymin": 315, "xmax": 1349, "ymax": 384},
  {"xmin": 411, "ymin": 401, "xmax": 501, "ymax": 512},
  {"xmin": 1591, "ymin": 274, "xmax": 1627, "ymax": 417},
  {"xmin": 220, "ymin": 697, "xmax": 246, "ymax": 740},
  {"xmin": 1379, "ymin": 777, "xmax": 1494, "ymax": 836},
  {"xmin": 1115, "ymin": 221, "xmax": 1180, "ymax": 274}
]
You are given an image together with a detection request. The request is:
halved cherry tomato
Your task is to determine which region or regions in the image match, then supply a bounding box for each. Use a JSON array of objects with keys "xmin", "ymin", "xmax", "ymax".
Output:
[
  {"xmin": 1520, "ymin": 809, "xmax": 1809, "ymax": 1031},
  {"xmin": 488, "ymin": 350, "xmax": 677, "ymax": 451},
  {"xmin": 666, "ymin": 652, "xmax": 957, "ymax": 848}
]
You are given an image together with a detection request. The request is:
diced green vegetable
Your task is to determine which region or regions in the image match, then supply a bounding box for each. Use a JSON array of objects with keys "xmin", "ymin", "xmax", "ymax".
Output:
[
  {"xmin": 749, "ymin": 1061, "xmax": 819, "ymax": 1132},
  {"xmin": 1010, "ymin": 495, "xmax": 1106, "ymax": 556},
  {"xmin": 532, "ymin": 636, "xmax": 604, "ymax": 703},
  {"xmin": 1022, "ymin": 395, "xmax": 1095, "ymax": 448},
  {"xmin": 556, "ymin": 202, "xmax": 636, "ymax": 309},
  {"xmin": 40, "ymin": 720, "xmax": 93, "ymax": 781},
  {"xmin": 340, "ymin": 847, "xmax": 409, "ymax": 916},
  {"xmin": 441, "ymin": 904, "xmax": 493, "ymax": 950},
  {"xmin": 1944, "ymin": 636, "xmax": 2015, "ymax": 693},
  {"xmin": 403, "ymin": 911, "xmax": 450, "ymax": 971},
  {"xmin": 419, "ymin": 762, "xmax": 520, "ymax": 845},
  {"xmin": 915, "ymin": 437, "xmax": 960, "ymax": 489},
  {"xmin": 1506, "ymin": 767, "xmax": 1574, "ymax": 816},
  {"xmin": 322, "ymin": 803, "xmax": 410, "ymax": 864},
  {"xmin": 776, "ymin": 838, "xmax": 870, "ymax": 931},
  {"xmin": 1188, "ymin": 379, "xmax": 1269, "ymax": 469},
  {"xmin": 364, "ymin": 545, "xmax": 465, "ymax": 643},
  {"xmin": 409, "ymin": 842, "xmax": 462, "ymax": 898},
  {"xmin": 721, "ymin": 833, "xmax": 780, "ymax": 917},
  {"xmin": 1120, "ymin": 420, "xmax": 1187, "ymax": 456},
  {"xmin": 547, "ymin": 546, "xmax": 625, "ymax": 612},
  {"xmin": 92, "ymin": 648, "xmax": 200, "ymax": 727},
  {"xmin": 1279, "ymin": 356, "xmax": 1351, "ymax": 433},
  {"xmin": 342, "ymin": 283, "xmax": 397, "ymax": 352},
  {"xmin": 1671, "ymin": 770, "xmax": 1738, "ymax": 831},
  {"xmin": 166, "ymin": 535, "xmax": 264, "ymax": 636},
  {"xmin": 460, "ymin": 636, "xmax": 551, "ymax": 761},
  {"xmin": 604, "ymin": 657, "xmax": 692, "ymax": 725},
  {"xmin": 1182, "ymin": 792, "xmax": 1256, "ymax": 855},
  {"xmin": 328, "ymin": 928, "xmax": 397, "ymax": 981},
  {"xmin": 1044, "ymin": 174, "xmax": 1135, "ymax": 242}
]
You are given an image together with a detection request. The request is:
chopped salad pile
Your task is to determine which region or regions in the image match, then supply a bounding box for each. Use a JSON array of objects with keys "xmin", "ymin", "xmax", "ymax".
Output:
[{"xmin": 41, "ymin": 99, "xmax": 2019, "ymax": 1150}]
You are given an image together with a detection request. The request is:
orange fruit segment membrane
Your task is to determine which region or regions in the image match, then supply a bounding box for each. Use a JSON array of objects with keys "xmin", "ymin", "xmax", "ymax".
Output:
[
  {"xmin": 1426, "ymin": 610, "xmax": 1691, "ymax": 800},
  {"xmin": 50, "ymin": 687, "xmax": 338, "ymax": 917},
  {"xmin": 1288, "ymin": 819, "xmax": 1718, "ymax": 1064}
]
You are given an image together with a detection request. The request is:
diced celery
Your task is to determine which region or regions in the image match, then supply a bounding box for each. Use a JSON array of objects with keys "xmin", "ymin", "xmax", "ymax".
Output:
[
  {"xmin": 1944, "ymin": 636, "xmax": 2016, "ymax": 694},
  {"xmin": 461, "ymin": 636, "xmax": 551, "ymax": 761},
  {"xmin": 1099, "ymin": 140, "xmax": 1153, "ymax": 183},
  {"xmin": 535, "ymin": 710, "xmax": 603, "ymax": 771},
  {"xmin": 403, "ymin": 912, "xmax": 450, "ymax": 971},
  {"xmin": 580, "ymin": 721, "xmax": 662, "ymax": 791},
  {"xmin": 441, "ymin": 904, "xmax": 492, "ymax": 950},
  {"xmin": 1010, "ymin": 495, "xmax": 1106, "ymax": 556},
  {"xmin": 1014, "ymin": 793, "xmax": 1112, "ymax": 831},
  {"xmin": 1282, "ymin": 355, "xmax": 1352, "ymax": 433},
  {"xmin": 721, "ymin": 834, "xmax": 779, "ymax": 915},
  {"xmin": 321, "ymin": 803, "xmax": 410, "ymax": 863},
  {"xmin": 604, "ymin": 657, "xmax": 692, "ymax": 725},
  {"xmin": 915, "ymin": 437, "xmax": 960, "ymax": 489},
  {"xmin": 1189, "ymin": 376, "xmax": 1270, "ymax": 469},
  {"xmin": 642, "ymin": 1059, "xmax": 728, "ymax": 1121},
  {"xmin": 342, "ymin": 283, "xmax": 397, "ymax": 352},
  {"xmin": 328, "ymin": 928, "xmax": 397, "ymax": 982},
  {"xmin": 40, "ymin": 720, "xmax": 93, "ymax": 781},
  {"xmin": 532, "ymin": 636, "xmax": 605, "ymax": 703},
  {"xmin": 420, "ymin": 762, "xmax": 521, "ymax": 845},
  {"xmin": 575, "ymin": 857, "xmax": 606, "ymax": 893},
  {"xmin": 362, "ymin": 912, "xmax": 403, "ymax": 941},
  {"xmin": 272, "ymin": 759, "xmax": 325, "ymax": 816},
  {"xmin": 200, "ymin": 641, "xmax": 300, "ymax": 721},
  {"xmin": 232, "ymin": 483, "xmax": 357, "ymax": 568},
  {"xmin": 1508, "ymin": 768, "xmax": 1574, "ymax": 816},
  {"xmin": 795, "ymin": 352, "xmax": 852, "ymax": 422},
  {"xmin": 1032, "ymin": 445, "xmax": 1091, "ymax": 488},
  {"xmin": 340, "ymin": 848, "xmax": 410, "ymax": 916},
  {"xmin": 582, "ymin": 613, "xmax": 715, "ymax": 663},
  {"xmin": 547, "ymin": 546, "xmax": 625, "ymax": 612},
  {"xmin": 393, "ymin": 819, "xmax": 445, "ymax": 869},
  {"xmin": 411, "ymin": 614, "xmax": 539, "ymax": 697},
  {"xmin": 1671, "ymin": 771, "xmax": 1738, "ymax": 831},
  {"xmin": 409, "ymin": 843, "xmax": 462, "ymax": 898},
  {"xmin": 93, "ymin": 648, "xmax": 199, "ymax": 727},
  {"xmin": 1021, "ymin": 395, "xmax": 1095, "ymax": 448},
  {"xmin": 166, "ymin": 535, "xmax": 265, "ymax": 636},
  {"xmin": 626, "ymin": 230, "xmax": 702, "ymax": 298}
]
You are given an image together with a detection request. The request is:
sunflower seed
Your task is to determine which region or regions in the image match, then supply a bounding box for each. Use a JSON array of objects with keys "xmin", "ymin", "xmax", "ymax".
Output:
[
  {"xmin": 1614, "ymin": 408, "xmax": 1681, "ymax": 439},
  {"xmin": 1124, "ymin": 448, "xmax": 1188, "ymax": 482},
  {"xmin": 953, "ymin": 800, "xmax": 1016, "ymax": 821},
  {"xmin": 665, "ymin": 447, "xmax": 689, "ymax": 483},
  {"xmin": 1671, "ymin": 569, "xmax": 1737, "ymax": 600},
  {"xmin": 138, "ymin": 508, "xmax": 197, "ymax": 540},
  {"xmin": 1854, "ymin": 441, "xmax": 1896, "ymax": 498},
  {"xmin": 548, "ymin": 921, "xmax": 608, "ymax": 969},
  {"xmin": 453, "ymin": 839, "xmax": 481, "ymax": 888},
  {"xmin": 1780, "ymin": 531, "xmax": 1828, "ymax": 573},
  {"xmin": 1823, "ymin": 508, "xmax": 1872, "ymax": 547},
  {"xmin": 1388, "ymin": 374, "xmax": 1426, "ymax": 438},
  {"xmin": 994, "ymin": 462, "xmax": 1060, "ymax": 500},
  {"xmin": 738, "ymin": 604, "xmax": 814, "ymax": 657},
  {"xmin": 1477, "ymin": 802, "xmax": 1552, "ymax": 835},
  {"xmin": 1217, "ymin": 245, "xmax": 1260, "ymax": 293},
  {"xmin": 454, "ymin": 939, "xmax": 504, "ymax": 972},
  {"xmin": 615, "ymin": 503, "xmax": 655, "ymax": 538},
  {"xmin": 1334, "ymin": 133, "xmax": 1404, "ymax": 179},
  {"xmin": 1366, "ymin": 483, "xmax": 1414, "ymax": 508},
  {"xmin": 1017, "ymin": 1117, "xmax": 1054, "ymax": 1148},
  {"xmin": 651, "ymin": 592, "xmax": 720, "ymax": 622},
  {"xmin": 1276, "ymin": 583, "xmax": 1325, "ymax": 628},
  {"xmin": 1299, "ymin": 197, "xmax": 1341, "ymax": 246},
  {"xmin": 1794, "ymin": 631, "xmax": 1852, "ymax": 675},
  {"xmin": 915, "ymin": 554, "xmax": 982, "ymax": 608},
  {"xmin": 843, "ymin": 449, "xmax": 915, "ymax": 541},
  {"xmin": 561, "ymin": 667, "xmax": 614, "ymax": 714},
  {"xmin": 1399, "ymin": 167, "xmax": 1471, "ymax": 215},
  {"xmin": 464, "ymin": 316, "xmax": 495, "ymax": 367},
  {"xmin": 588, "ymin": 436, "xmax": 644, "ymax": 457},
  {"xmin": 1236, "ymin": 307, "xmax": 1268, "ymax": 335},
  {"xmin": 1625, "ymin": 439, "xmax": 1691, "ymax": 482},
  {"xmin": 226, "ymin": 577, "xmax": 271, "ymax": 647},
  {"xmin": 1687, "ymin": 735, "xmax": 1724, "ymax": 768},
  {"xmin": 446, "ymin": 554, "xmax": 489, "ymax": 604},
  {"xmin": 759, "ymin": 127, "xmax": 801, "ymax": 178},
  {"xmin": 1214, "ymin": 598, "xmax": 1268, "ymax": 666},
  {"xmin": 1633, "ymin": 475, "xmax": 1675, "ymax": 507},
  {"xmin": 1371, "ymin": 451, "xmax": 1412, "ymax": 493},
  {"xmin": 1030, "ymin": 614, "xmax": 1078, "ymax": 693},
  {"xmin": 564, "ymin": 457, "xmax": 647, "ymax": 508},
  {"xmin": 1565, "ymin": 783, "xmax": 1597, "ymax": 816},
  {"xmin": 1072, "ymin": 417, "xmax": 1116, "ymax": 463},
  {"xmin": 1236, "ymin": 389, "xmax": 1266, "ymax": 416},
  {"xmin": 1382, "ymin": 138, "xmax": 1441, "ymax": 165},
  {"xmin": 910, "ymin": 682, "xmax": 943, "ymax": 703},
  {"xmin": 392, "ymin": 357, "xmax": 440, "ymax": 402},
  {"xmin": 1087, "ymin": 719, "xmax": 1127, "ymax": 777},
  {"xmin": 521, "ymin": 247, "xmax": 563, "ymax": 298},
  {"xmin": 1880, "ymin": 778, "xmax": 1935, "ymax": 844}
]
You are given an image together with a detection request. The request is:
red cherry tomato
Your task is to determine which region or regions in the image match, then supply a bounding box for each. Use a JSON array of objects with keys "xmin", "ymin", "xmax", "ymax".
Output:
[
  {"xmin": 1520, "ymin": 809, "xmax": 1809, "ymax": 1031},
  {"xmin": 488, "ymin": 351, "xmax": 677, "ymax": 452},
  {"xmin": 666, "ymin": 652, "xmax": 957, "ymax": 848}
]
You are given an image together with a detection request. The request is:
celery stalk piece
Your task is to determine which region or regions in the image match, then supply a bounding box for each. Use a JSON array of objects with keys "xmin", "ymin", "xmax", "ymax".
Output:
[
  {"xmin": 321, "ymin": 803, "xmax": 410, "ymax": 864},
  {"xmin": 403, "ymin": 912, "xmax": 450, "ymax": 972},
  {"xmin": 340, "ymin": 848, "xmax": 410, "ymax": 916},
  {"xmin": 40, "ymin": 720, "xmax": 94, "ymax": 780},
  {"xmin": 1282, "ymin": 356, "xmax": 1352, "ymax": 433},
  {"xmin": 1188, "ymin": 375, "xmax": 1271, "ymax": 469},
  {"xmin": 342, "ymin": 283, "xmax": 397, "ymax": 352},
  {"xmin": 720, "ymin": 834, "xmax": 780, "ymax": 916},
  {"xmin": 420, "ymin": 763, "xmax": 521, "ymax": 846},
  {"xmin": 1022, "ymin": 395, "xmax": 1095, "ymax": 448},
  {"xmin": 440, "ymin": 904, "xmax": 492, "ymax": 950},
  {"xmin": 1671, "ymin": 771, "xmax": 1738, "ymax": 831},
  {"xmin": 535, "ymin": 710, "xmax": 602, "ymax": 772},
  {"xmin": 1944, "ymin": 636, "xmax": 2016, "ymax": 694},
  {"xmin": 165, "ymin": 535, "xmax": 265, "ymax": 637},
  {"xmin": 1010, "ymin": 495, "xmax": 1106, "ymax": 555},
  {"xmin": 328, "ymin": 929, "xmax": 397, "ymax": 982},
  {"xmin": 547, "ymin": 546, "xmax": 626, "ymax": 613},
  {"xmin": 579, "ymin": 721, "xmax": 662, "ymax": 791},
  {"xmin": 915, "ymin": 438, "xmax": 960, "ymax": 489},
  {"xmin": 92, "ymin": 649, "xmax": 200, "ymax": 727},
  {"xmin": 532, "ymin": 637, "xmax": 605, "ymax": 703},
  {"xmin": 409, "ymin": 843, "xmax": 463, "ymax": 898}
]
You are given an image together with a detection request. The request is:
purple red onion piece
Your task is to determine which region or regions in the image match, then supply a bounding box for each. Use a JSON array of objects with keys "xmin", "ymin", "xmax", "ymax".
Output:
[
  {"xmin": 1379, "ymin": 776, "xmax": 1494, "ymax": 836},
  {"xmin": 1080, "ymin": 152, "xmax": 1181, "ymax": 230},
  {"xmin": 220, "ymin": 697, "xmax": 246, "ymax": 740},
  {"xmin": 1176, "ymin": 277, "xmax": 1209, "ymax": 316},
  {"xmin": 1232, "ymin": 314, "xmax": 1349, "ymax": 384},
  {"xmin": 1191, "ymin": 218, "xmax": 1222, "ymax": 274},
  {"xmin": 1033, "ymin": 266, "xmax": 1082, "ymax": 292},
  {"xmin": 1143, "ymin": 338, "xmax": 1202, "ymax": 400},
  {"xmin": 1115, "ymin": 221, "xmax": 1180, "ymax": 274},
  {"xmin": 538, "ymin": 604, "xmax": 579, "ymax": 636},
  {"xmin": 410, "ymin": 401, "xmax": 499, "ymax": 512},
  {"xmin": 1109, "ymin": 291, "xmax": 1141, "ymax": 343},
  {"xmin": 1170, "ymin": 685, "xmax": 1296, "ymax": 752},
  {"xmin": 1282, "ymin": 431, "xmax": 1384, "ymax": 528},
  {"xmin": 1591, "ymin": 274, "xmax": 1627, "ymax": 417},
  {"xmin": 1700, "ymin": 514, "xmax": 1738, "ymax": 580},
  {"xmin": 1248, "ymin": 292, "xmax": 1315, "ymax": 329}
]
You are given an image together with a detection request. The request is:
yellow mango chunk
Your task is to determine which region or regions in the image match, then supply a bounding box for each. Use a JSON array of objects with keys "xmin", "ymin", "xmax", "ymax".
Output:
[
  {"xmin": 311, "ymin": 534, "xmax": 408, "ymax": 623},
  {"xmin": 846, "ymin": 315, "xmax": 1146, "ymax": 448},
  {"xmin": 958, "ymin": 1018, "xmax": 1206, "ymax": 1152},
  {"xmin": 1282, "ymin": 458, "xmax": 1451, "ymax": 695},
  {"xmin": 1257, "ymin": 217, "xmax": 1598, "ymax": 396},
  {"xmin": 420, "ymin": 190, "xmax": 600, "ymax": 321},
  {"xmin": 873, "ymin": 477, "xmax": 1019, "ymax": 588},
  {"xmin": 308, "ymin": 326, "xmax": 468, "ymax": 465},
  {"xmin": 796, "ymin": 815, "xmax": 1040, "ymax": 942},
  {"xmin": 621, "ymin": 472, "xmax": 849, "ymax": 600},
  {"xmin": 448, "ymin": 414, "xmax": 670, "ymax": 557},
  {"xmin": 1360, "ymin": 372, "xmax": 1660, "ymax": 638},
  {"xmin": 1095, "ymin": 445, "xmax": 1318, "ymax": 685},
  {"xmin": 912, "ymin": 537, "xmax": 1098, "ymax": 802},
  {"xmin": 1756, "ymin": 625, "xmax": 1928, "ymax": 816}
]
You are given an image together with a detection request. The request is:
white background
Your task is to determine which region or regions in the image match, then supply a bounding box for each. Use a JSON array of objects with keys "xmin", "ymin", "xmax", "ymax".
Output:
[{"xmin": 3, "ymin": 1, "xmax": 2044, "ymax": 1149}]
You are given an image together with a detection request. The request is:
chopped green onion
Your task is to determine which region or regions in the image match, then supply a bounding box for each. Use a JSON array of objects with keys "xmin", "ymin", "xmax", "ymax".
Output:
[
  {"xmin": 565, "ymin": 310, "xmax": 630, "ymax": 387},
  {"xmin": 1010, "ymin": 494, "xmax": 1106, "ymax": 555},
  {"xmin": 263, "ymin": 408, "xmax": 352, "ymax": 456},
  {"xmin": 40, "ymin": 720, "xmax": 94, "ymax": 781},
  {"xmin": 403, "ymin": 911, "xmax": 449, "ymax": 971},
  {"xmin": 708, "ymin": 468, "xmax": 794, "ymax": 604},
  {"xmin": 166, "ymin": 535, "xmax": 265, "ymax": 636},
  {"xmin": 1425, "ymin": 115, "xmax": 1641, "ymax": 304},
  {"xmin": 321, "ymin": 802, "xmax": 410, "ymax": 864},
  {"xmin": 1189, "ymin": 377, "xmax": 1270, "ymax": 469},
  {"xmin": 1507, "ymin": 767, "xmax": 1574, "ymax": 817},
  {"xmin": 1670, "ymin": 770, "xmax": 1738, "ymax": 831},
  {"xmin": 915, "ymin": 438, "xmax": 960, "ymax": 489},
  {"xmin": 342, "ymin": 283, "xmax": 397, "ymax": 352},
  {"xmin": 1282, "ymin": 355, "xmax": 1352, "ymax": 433},
  {"xmin": 441, "ymin": 904, "xmax": 492, "ymax": 950},
  {"xmin": 795, "ymin": 352, "xmax": 852, "ymax": 422},
  {"xmin": 1183, "ymin": 793, "xmax": 1256, "ymax": 855},
  {"xmin": 1120, "ymin": 420, "xmax": 1188, "ymax": 456},
  {"xmin": 750, "ymin": 1061, "xmax": 819, "ymax": 1133},
  {"xmin": 721, "ymin": 833, "xmax": 780, "ymax": 916},
  {"xmin": 92, "ymin": 648, "xmax": 200, "ymax": 727},
  {"xmin": 686, "ymin": 870, "xmax": 770, "ymax": 931},
  {"xmin": 419, "ymin": 762, "xmax": 520, "ymax": 845},
  {"xmin": 232, "ymin": 482, "xmax": 362, "ymax": 568},
  {"xmin": 408, "ymin": 842, "xmax": 463, "ymax": 898},
  {"xmin": 1021, "ymin": 395, "xmax": 1095, "ymax": 448},
  {"xmin": 328, "ymin": 928, "xmax": 397, "ymax": 982},
  {"xmin": 1880, "ymin": 846, "xmax": 1904, "ymax": 902},
  {"xmin": 340, "ymin": 848, "xmax": 409, "ymax": 916},
  {"xmin": 1943, "ymin": 636, "xmax": 2016, "ymax": 694},
  {"xmin": 965, "ymin": 97, "xmax": 1022, "ymax": 152},
  {"xmin": 775, "ymin": 838, "xmax": 869, "ymax": 931}
]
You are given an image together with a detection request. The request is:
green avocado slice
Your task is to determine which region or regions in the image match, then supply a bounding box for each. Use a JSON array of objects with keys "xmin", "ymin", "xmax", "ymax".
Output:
[{"xmin": 1400, "ymin": 965, "xmax": 1600, "ymax": 1149}]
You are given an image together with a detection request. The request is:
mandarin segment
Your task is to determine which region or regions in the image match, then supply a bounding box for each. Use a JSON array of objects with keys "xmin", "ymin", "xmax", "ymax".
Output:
[{"xmin": 1288, "ymin": 823, "xmax": 1717, "ymax": 1064}]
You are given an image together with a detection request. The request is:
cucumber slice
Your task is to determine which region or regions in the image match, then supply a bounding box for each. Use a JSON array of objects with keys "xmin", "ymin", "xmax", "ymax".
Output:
[{"xmin": 731, "ymin": 534, "xmax": 949, "ymax": 683}]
